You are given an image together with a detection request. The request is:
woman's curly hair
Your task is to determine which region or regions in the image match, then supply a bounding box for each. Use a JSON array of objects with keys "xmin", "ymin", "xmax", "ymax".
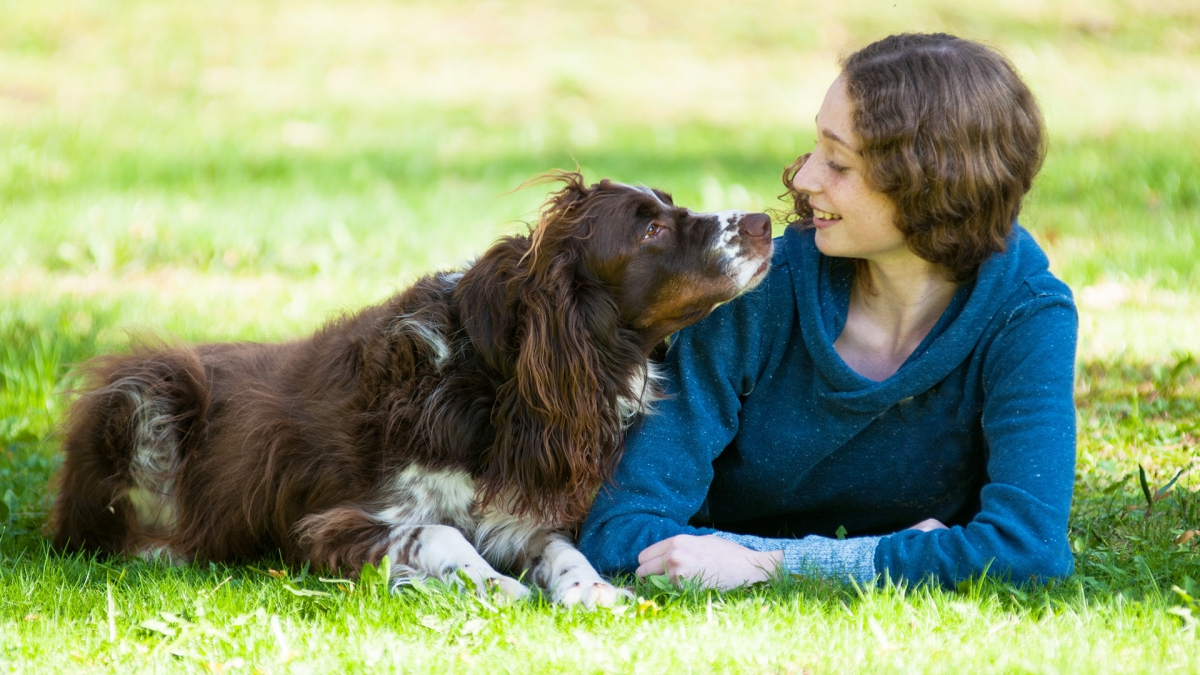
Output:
[{"xmin": 782, "ymin": 33, "xmax": 1046, "ymax": 282}]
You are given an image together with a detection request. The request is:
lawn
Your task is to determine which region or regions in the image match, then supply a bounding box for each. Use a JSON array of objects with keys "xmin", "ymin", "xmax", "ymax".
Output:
[{"xmin": 1, "ymin": 0, "xmax": 1199, "ymax": 672}]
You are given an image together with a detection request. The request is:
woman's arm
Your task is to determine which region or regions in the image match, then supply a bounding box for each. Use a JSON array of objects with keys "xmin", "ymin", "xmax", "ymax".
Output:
[
  {"xmin": 639, "ymin": 531, "xmax": 880, "ymax": 586},
  {"xmin": 578, "ymin": 281, "xmax": 772, "ymax": 575},
  {"xmin": 644, "ymin": 518, "xmax": 945, "ymax": 587},
  {"xmin": 875, "ymin": 288, "xmax": 1079, "ymax": 585}
]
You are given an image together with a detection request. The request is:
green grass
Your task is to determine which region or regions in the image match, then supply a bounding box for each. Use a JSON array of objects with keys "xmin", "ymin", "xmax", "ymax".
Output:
[{"xmin": 2, "ymin": 0, "xmax": 1199, "ymax": 672}]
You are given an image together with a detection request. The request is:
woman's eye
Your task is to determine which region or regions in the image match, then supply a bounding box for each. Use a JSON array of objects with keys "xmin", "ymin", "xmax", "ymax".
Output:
[
  {"xmin": 826, "ymin": 160, "xmax": 848, "ymax": 174},
  {"xmin": 643, "ymin": 223, "xmax": 662, "ymax": 240}
]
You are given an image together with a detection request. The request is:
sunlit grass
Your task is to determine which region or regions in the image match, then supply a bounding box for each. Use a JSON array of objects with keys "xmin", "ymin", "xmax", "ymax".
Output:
[{"xmin": 1, "ymin": 547, "xmax": 1198, "ymax": 673}]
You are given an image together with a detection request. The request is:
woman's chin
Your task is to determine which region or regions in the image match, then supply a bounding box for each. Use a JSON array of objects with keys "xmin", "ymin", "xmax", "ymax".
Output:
[{"xmin": 813, "ymin": 228, "xmax": 847, "ymax": 257}]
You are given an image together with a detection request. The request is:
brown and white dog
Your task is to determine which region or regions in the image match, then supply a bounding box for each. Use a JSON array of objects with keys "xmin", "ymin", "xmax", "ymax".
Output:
[{"xmin": 51, "ymin": 172, "xmax": 774, "ymax": 607}]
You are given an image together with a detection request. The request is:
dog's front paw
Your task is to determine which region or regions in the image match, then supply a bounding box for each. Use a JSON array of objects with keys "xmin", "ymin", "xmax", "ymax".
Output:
[
  {"xmin": 484, "ymin": 574, "xmax": 532, "ymax": 603},
  {"xmin": 555, "ymin": 580, "xmax": 634, "ymax": 609},
  {"xmin": 448, "ymin": 566, "xmax": 531, "ymax": 603}
]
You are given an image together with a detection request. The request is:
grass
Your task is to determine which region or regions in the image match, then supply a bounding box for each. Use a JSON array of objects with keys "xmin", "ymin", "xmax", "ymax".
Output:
[
  {"xmin": 2, "ymin": 0, "xmax": 1199, "ymax": 672},
  {"xmin": 1, "ymin": 346, "xmax": 1198, "ymax": 673}
]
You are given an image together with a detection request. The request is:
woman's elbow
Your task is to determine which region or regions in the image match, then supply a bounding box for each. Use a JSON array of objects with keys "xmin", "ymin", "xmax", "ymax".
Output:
[
  {"xmin": 1018, "ymin": 540, "xmax": 1074, "ymax": 583},
  {"xmin": 989, "ymin": 537, "xmax": 1075, "ymax": 585}
]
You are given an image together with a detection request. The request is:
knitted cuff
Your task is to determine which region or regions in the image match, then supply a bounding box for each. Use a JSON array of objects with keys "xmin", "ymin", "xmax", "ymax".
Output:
[{"xmin": 714, "ymin": 531, "xmax": 881, "ymax": 585}]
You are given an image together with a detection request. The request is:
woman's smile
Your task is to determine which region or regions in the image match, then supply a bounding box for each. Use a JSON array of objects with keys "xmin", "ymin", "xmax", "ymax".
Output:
[{"xmin": 811, "ymin": 207, "xmax": 842, "ymax": 228}]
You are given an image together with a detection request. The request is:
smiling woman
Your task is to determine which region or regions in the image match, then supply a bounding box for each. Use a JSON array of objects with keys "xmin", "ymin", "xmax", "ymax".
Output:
[{"xmin": 578, "ymin": 33, "xmax": 1079, "ymax": 590}]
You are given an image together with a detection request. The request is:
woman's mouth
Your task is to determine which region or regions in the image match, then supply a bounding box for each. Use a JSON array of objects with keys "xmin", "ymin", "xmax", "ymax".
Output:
[{"xmin": 811, "ymin": 207, "xmax": 842, "ymax": 229}]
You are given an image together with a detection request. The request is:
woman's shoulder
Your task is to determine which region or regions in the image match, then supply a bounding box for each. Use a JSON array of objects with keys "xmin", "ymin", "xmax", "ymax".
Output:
[
  {"xmin": 777, "ymin": 223, "xmax": 815, "ymax": 264},
  {"xmin": 976, "ymin": 269, "xmax": 1077, "ymax": 372},
  {"xmin": 935, "ymin": 227, "xmax": 1078, "ymax": 375},
  {"xmin": 1000, "ymin": 228, "xmax": 1075, "ymax": 314},
  {"xmin": 1019, "ymin": 268, "xmax": 1074, "ymax": 305}
]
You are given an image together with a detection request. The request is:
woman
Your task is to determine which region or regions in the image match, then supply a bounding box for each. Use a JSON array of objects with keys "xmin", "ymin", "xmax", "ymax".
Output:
[{"xmin": 577, "ymin": 33, "xmax": 1077, "ymax": 588}]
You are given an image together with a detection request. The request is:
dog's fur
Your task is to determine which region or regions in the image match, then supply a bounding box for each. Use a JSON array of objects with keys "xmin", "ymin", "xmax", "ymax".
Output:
[{"xmin": 51, "ymin": 173, "xmax": 774, "ymax": 606}]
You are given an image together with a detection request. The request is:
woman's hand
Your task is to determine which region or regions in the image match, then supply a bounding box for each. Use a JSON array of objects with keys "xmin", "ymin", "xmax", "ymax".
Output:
[
  {"xmin": 908, "ymin": 518, "xmax": 949, "ymax": 532},
  {"xmin": 635, "ymin": 534, "xmax": 783, "ymax": 590}
]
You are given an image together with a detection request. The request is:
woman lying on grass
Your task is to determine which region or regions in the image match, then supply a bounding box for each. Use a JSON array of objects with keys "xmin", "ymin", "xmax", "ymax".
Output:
[{"xmin": 578, "ymin": 33, "xmax": 1078, "ymax": 588}]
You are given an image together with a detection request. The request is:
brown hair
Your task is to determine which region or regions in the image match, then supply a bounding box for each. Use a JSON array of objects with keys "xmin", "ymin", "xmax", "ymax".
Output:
[{"xmin": 782, "ymin": 33, "xmax": 1046, "ymax": 282}]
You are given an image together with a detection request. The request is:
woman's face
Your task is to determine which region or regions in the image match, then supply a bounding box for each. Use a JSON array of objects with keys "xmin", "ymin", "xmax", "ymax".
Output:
[{"xmin": 791, "ymin": 76, "xmax": 907, "ymax": 263}]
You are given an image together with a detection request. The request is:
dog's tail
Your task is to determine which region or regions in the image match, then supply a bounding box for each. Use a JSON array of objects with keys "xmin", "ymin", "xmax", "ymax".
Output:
[{"xmin": 51, "ymin": 345, "xmax": 209, "ymax": 556}]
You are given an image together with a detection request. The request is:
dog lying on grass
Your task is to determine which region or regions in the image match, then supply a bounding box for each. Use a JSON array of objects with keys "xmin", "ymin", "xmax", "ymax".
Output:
[{"xmin": 51, "ymin": 172, "xmax": 774, "ymax": 607}]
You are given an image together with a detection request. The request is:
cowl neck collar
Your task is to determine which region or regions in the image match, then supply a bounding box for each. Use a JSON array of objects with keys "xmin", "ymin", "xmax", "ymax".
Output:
[{"xmin": 785, "ymin": 225, "xmax": 1045, "ymax": 414}]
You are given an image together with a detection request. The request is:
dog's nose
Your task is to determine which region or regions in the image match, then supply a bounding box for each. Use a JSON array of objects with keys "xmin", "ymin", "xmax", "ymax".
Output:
[{"xmin": 738, "ymin": 213, "xmax": 771, "ymax": 238}]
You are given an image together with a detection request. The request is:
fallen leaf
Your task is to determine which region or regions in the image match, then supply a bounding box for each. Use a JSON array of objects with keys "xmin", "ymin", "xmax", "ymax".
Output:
[
  {"xmin": 318, "ymin": 577, "xmax": 356, "ymax": 593},
  {"xmin": 139, "ymin": 618, "xmax": 177, "ymax": 637},
  {"xmin": 461, "ymin": 618, "xmax": 489, "ymax": 635},
  {"xmin": 1176, "ymin": 530, "xmax": 1199, "ymax": 546},
  {"xmin": 282, "ymin": 583, "xmax": 331, "ymax": 598},
  {"xmin": 160, "ymin": 612, "xmax": 188, "ymax": 625},
  {"xmin": 419, "ymin": 615, "xmax": 450, "ymax": 633}
]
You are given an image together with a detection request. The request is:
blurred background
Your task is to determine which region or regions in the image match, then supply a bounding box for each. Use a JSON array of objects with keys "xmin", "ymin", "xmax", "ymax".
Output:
[{"xmin": 1, "ymin": 0, "xmax": 1198, "ymax": 443}]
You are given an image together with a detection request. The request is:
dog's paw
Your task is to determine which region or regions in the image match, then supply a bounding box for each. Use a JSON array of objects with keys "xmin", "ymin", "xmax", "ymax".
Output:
[
  {"xmin": 448, "ymin": 566, "xmax": 531, "ymax": 603},
  {"xmin": 485, "ymin": 574, "xmax": 532, "ymax": 603},
  {"xmin": 135, "ymin": 546, "xmax": 190, "ymax": 567},
  {"xmin": 387, "ymin": 563, "xmax": 426, "ymax": 595},
  {"xmin": 555, "ymin": 580, "xmax": 633, "ymax": 609}
]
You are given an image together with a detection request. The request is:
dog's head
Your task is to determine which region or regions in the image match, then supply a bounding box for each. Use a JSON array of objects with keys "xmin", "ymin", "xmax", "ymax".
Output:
[
  {"xmin": 463, "ymin": 172, "xmax": 774, "ymax": 525},
  {"xmin": 531, "ymin": 171, "xmax": 774, "ymax": 346}
]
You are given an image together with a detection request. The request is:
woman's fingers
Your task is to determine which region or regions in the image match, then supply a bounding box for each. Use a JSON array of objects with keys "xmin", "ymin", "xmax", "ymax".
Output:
[
  {"xmin": 635, "ymin": 555, "xmax": 669, "ymax": 580},
  {"xmin": 636, "ymin": 536, "xmax": 681, "ymax": 565},
  {"xmin": 908, "ymin": 518, "xmax": 949, "ymax": 532},
  {"xmin": 634, "ymin": 535, "xmax": 781, "ymax": 590},
  {"xmin": 636, "ymin": 535, "xmax": 701, "ymax": 580}
]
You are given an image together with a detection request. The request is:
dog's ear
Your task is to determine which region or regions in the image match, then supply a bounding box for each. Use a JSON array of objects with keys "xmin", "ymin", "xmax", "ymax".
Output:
[
  {"xmin": 456, "ymin": 171, "xmax": 597, "ymax": 376},
  {"xmin": 455, "ymin": 237, "xmax": 524, "ymax": 377},
  {"xmin": 475, "ymin": 175, "xmax": 626, "ymax": 525},
  {"xmin": 482, "ymin": 253, "xmax": 617, "ymax": 526},
  {"xmin": 537, "ymin": 170, "xmax": 591, "ymax": 222}
]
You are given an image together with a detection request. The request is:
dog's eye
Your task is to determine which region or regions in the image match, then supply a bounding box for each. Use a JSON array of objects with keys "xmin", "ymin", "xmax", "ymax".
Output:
[{"xmin": 643, "ymin": 222, "xmax": 663, "ymax": 241}]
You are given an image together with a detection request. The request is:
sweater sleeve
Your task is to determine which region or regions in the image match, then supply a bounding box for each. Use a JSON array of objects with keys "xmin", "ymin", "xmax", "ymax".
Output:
[
  {"xmin": 577, "ymin": 283, "xmax": 770, "ymax": 576},
  {"xmin": 874, "ymin": 288, "xmax": 1079, "ymax": 586},
  {"xmin": 714, "ymin": 531, "xmax": 882, "ymax": 584}
]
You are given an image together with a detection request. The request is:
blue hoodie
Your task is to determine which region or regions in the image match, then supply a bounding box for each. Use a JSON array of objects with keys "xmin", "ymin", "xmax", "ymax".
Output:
[{"xmin": 578, "ymin": 225, "xmax": 1078, "ymax": 587}]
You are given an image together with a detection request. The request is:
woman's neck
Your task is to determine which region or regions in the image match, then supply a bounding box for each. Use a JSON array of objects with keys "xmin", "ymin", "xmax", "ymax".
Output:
[
  {"xmin": 834, "ymin": 255, "xmax": 958, "ymax": 382},
  {"xmin": 859, "ymin": 256, "xmax": 958, "ymax": 336}
]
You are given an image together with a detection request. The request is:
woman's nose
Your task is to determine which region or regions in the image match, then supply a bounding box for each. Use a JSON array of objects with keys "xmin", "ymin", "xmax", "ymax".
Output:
[{"xmin": 791, "ymin": 156, "xmax": 817, "ymax": 195}]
